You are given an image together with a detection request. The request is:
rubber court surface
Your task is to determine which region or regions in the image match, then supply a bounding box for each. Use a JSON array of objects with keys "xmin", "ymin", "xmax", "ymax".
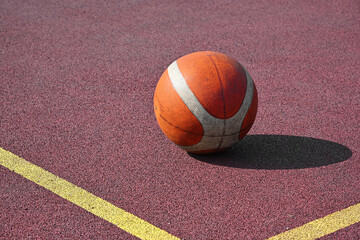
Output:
[{"xmin": 1, "ymin": 0, "xmax": 359, "ymax": 239}]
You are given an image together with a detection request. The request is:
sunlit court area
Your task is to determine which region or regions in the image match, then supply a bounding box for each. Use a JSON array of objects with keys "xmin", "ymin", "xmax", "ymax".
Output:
[{"xmin": 1, "ymin": 0, "xmax": 359, "ymax": 239}]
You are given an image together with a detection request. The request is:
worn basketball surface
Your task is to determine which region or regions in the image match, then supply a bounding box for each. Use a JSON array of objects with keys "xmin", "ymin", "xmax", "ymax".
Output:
[{"xmin": 154, "ymin": 51, "xmax": 258, "ymax": 153}]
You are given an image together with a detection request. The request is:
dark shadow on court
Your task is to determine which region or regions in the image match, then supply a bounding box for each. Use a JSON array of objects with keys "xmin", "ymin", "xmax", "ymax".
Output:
[{"xmin": 189, "ymin": 135, "xmax": 352, "ymax": 169}]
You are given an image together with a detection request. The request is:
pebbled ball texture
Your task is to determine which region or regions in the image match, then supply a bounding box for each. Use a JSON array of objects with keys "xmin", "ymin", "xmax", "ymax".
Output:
[{"xmin": 154, "ymin": 51, "xmax": 258, "ymax": 154}]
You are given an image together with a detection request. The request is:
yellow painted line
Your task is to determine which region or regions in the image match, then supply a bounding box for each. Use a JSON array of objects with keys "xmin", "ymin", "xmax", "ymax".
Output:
[
  {"xmin": 0, "ymin": 148, "xmax": 180, "ymax": 240},
  {"xmin": 268, "ymin": 203, "xmax": 360, "ymax": 240}
]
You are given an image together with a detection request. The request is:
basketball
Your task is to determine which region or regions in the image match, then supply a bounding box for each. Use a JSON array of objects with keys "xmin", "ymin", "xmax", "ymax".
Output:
[{"xmin": 154, "ymin": 51, "xmax": 258, "ymax": 154}]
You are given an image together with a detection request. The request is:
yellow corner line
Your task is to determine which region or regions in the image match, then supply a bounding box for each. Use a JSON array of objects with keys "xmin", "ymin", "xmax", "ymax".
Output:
[
  {"xmin": 268, "ymin": 203, "xmax": 360, "ymax": 239},
  {"xmin": 2, "ymin": 147, "xmax": 359, "ymax": 239},
  {"xmin": 0, "ymin": 148, "xmax": 180, "ymax": 240}
]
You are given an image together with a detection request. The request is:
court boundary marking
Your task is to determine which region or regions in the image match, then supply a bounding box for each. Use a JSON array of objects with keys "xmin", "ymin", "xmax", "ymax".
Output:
[
  {"xmin": 0, "ymin": 148, "xmax": 180, "ymax": 240},
  {"xmin": 268, "ymin": 203, "xmax": 360, "ymax": 239},
  {"xmin": 1, "ymin": 147, "xmax": 359, "ymax": 239}
]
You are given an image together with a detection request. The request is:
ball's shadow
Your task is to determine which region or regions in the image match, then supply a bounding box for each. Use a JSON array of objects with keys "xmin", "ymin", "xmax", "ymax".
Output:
[{"xmin": 189, "ymin": 135, "xmax": 352, "ymax": 169}]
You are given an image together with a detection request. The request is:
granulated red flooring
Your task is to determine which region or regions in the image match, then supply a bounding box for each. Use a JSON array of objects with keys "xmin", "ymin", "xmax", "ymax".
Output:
[{"xmin": 1, "ymin": 0, "xmax": 359, "ymax": 239}]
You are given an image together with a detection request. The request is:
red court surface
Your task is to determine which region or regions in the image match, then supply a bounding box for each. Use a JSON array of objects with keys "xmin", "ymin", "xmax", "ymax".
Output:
[{"xmin": 1, "ymin": 0, "xmax": 360, "ymax": 239}]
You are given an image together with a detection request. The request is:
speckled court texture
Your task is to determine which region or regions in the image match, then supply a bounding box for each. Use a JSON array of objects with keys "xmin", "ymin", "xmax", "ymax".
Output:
[{"xmin": 1, "ymin": 0, "xmax": 359, "ymax": 239}]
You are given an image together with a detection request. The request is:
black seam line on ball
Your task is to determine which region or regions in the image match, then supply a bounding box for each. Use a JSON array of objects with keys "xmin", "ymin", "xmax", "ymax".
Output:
[
  {"xmin": 204, "ymin": 52, "xmax": 227, "ymax": 150},
  {"xmin": 159, "ymin": 113, "xmax": 245, "ymax": 137}
]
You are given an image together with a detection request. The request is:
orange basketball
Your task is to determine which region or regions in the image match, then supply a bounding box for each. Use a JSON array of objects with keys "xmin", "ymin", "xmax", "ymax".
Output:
[{"xmin": 154, "ymin": 51, "xmax": 258, "ymax": 154}]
